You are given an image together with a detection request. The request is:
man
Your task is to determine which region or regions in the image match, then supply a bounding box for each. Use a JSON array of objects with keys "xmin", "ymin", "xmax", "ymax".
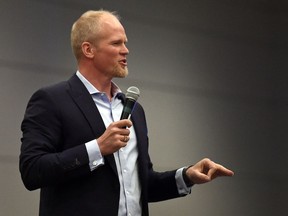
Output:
[{"xmin": 20, "ymin": 10, "xmax": 234, "ymax": 216}]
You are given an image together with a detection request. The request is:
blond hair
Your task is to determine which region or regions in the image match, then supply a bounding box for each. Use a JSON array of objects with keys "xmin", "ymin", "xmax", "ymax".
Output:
[{"xmin": 71, "ymin": 10, "xmax": 120, "ymax": 61}]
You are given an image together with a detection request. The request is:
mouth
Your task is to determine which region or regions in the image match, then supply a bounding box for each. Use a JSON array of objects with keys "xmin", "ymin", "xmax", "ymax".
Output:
[{"xmin": 119, "ymin": 59, "xmax": 127, "ymax": 67}]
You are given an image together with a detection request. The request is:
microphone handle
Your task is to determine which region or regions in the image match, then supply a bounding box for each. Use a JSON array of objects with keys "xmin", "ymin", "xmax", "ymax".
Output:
[{"xmin": 120, "ymin": 99, "xmax": 136, "ymax": 120}]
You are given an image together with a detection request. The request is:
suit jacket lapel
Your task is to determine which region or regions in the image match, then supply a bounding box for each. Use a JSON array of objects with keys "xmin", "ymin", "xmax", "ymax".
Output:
[{"xmin": 66, "ymin": 74, "xmax": 118, "ymax": 176}]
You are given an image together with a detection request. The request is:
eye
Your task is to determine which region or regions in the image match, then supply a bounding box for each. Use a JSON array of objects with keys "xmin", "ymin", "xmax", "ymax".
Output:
[
  {"xmin": 111, "ymin": 39, "xmax": 128, "ymax": 46},
  {"xmin": 112, "ymin": 40, "xmax": 122, "ymax": 46}
]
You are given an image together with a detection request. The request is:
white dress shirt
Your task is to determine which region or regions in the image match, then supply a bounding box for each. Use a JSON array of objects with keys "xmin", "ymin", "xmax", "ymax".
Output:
[{"xmin": 76, "ymin": 71, "xmax": 190, "ymax": 216}]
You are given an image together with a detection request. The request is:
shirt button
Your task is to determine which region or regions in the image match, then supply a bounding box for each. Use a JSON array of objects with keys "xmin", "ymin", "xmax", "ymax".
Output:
[
  {"xmin": 123, "ymin": 169, "xmax": 127, "ymax": 173},
  {"xmin": 92, "ymin": 161, "xmax": 98, "ymax": 166}
]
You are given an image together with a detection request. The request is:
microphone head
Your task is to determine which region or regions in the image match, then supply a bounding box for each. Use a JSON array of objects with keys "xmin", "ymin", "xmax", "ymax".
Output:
[{"xmin": 126, "ymin": 86, "xmax": 140, "ymax": 101}]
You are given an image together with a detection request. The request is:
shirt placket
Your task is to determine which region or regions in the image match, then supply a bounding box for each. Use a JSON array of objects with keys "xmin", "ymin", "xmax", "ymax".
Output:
[{"xmin": 110, "ymin": 96, "xmax": 132, "ymax": 216}]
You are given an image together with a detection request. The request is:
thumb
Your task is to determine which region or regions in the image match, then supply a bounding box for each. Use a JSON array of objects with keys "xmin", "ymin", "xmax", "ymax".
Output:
[{"xmin": 192, "ymin": 171, "xmax": 211, "ymax": 184}]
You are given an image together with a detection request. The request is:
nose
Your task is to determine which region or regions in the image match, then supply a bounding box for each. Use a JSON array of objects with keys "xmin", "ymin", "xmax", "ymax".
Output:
[{"xmin": 121, "ymin": 44, "xmax": 129, "ymax": 55}]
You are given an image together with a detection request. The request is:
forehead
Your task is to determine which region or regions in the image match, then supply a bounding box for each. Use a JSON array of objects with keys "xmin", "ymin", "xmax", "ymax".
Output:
[{"xmin": 99, "ymin": 15, "xmax": 127, "ymax": 40}]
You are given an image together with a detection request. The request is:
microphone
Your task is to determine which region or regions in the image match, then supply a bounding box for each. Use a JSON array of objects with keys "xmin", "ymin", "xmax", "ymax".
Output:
[{"xmin": 120, "ymin": 86, "xmax": 140, "ymax": 120}]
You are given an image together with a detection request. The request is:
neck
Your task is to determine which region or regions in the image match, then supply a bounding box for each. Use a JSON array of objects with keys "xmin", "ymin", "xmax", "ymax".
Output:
[{"xmin": 78, "ymin": 66, "xmax": 113, "ymax": 100}]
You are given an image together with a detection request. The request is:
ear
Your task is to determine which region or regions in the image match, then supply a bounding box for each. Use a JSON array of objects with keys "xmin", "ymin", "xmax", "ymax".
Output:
[{"xmin": 81, "ymin": 42, "xmax": 95, "ymax": 59}]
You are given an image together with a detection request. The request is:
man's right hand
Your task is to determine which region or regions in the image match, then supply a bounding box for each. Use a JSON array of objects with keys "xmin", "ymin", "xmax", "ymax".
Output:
[{"xmin": 97, "ymin": 119, "xmax": 132, "ymax": 155}]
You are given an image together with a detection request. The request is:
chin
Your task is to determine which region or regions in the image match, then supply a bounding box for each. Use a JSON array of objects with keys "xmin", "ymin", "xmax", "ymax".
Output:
[{"xmin": 115, "ymin": 68, "xmax": 129, "ymax": 78}]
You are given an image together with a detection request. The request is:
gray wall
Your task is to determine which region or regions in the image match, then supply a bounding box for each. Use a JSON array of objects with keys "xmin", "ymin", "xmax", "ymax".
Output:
[{"xmin": 0, "ymin": 0, "xmax": 287, "ymax": 215}]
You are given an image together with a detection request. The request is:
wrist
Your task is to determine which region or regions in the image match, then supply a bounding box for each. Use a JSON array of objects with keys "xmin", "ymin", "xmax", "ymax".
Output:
[{"xmin": 182, "ymin": 165, "xmax": 194, "ymax": 187}]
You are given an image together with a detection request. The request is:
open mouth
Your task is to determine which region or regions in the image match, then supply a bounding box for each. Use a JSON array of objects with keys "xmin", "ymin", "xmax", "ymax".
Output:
[{"xmin": 119, "ymin": 59, "xmax": 127, "ymax": 66}]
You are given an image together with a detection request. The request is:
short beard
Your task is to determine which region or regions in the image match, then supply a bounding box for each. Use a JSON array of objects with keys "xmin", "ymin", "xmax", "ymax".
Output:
[{"xmin": 112, "ymin": 64, "xmax": 129, "ymax": 78}]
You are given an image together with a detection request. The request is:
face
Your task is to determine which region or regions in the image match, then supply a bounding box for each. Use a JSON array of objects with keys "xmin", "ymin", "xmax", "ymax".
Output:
[{"xmin": 92, "ymin": 15, "xmax": 129, "ymax": 79}]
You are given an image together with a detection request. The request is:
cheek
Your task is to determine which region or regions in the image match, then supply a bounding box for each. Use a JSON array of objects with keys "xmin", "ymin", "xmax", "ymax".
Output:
[
  {"xmin": 94, "ymin": 56, "xmax": 118, "ymax": 72},
  {"xmin": 96, "ymin": 52, "xmax": 114, "ymax": 64},
  {"xmin": 99, "ymin": 50, "xmax": 118, "ymax": 60},
  {"xmin": 94, "ymin": 48, "xmax": 119, "ymax": 68}
]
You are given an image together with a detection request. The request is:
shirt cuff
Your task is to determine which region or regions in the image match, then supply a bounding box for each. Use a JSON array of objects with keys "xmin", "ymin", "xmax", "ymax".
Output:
[
  {"xmin": 175, "ymin": 167, "xmax": 192, "ymax": 195},
  {"xmin": 85, "ymin": 139, "xmax": 105, "ymax": 171}
]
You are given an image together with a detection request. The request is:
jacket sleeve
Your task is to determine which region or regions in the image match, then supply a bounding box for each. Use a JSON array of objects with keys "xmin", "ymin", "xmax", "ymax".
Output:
[
  {"xmin": 147, "ymin": 161, "xmax": 182, "ymax": 202},
  {"xmin": 19, "ymin": 88, "xmax": 91, "ymax": 191}
]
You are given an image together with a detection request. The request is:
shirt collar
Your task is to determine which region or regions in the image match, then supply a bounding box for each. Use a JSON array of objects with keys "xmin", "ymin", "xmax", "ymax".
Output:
[{"xmin": 76, "ymin": 71, "xmax": 122, "ymax": 97}]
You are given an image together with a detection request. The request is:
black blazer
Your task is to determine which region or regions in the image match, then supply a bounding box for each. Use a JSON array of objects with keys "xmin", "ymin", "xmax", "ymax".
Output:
[{"xmin": 20, "ymin": 74, "xmax": 181, "ymax": 216}]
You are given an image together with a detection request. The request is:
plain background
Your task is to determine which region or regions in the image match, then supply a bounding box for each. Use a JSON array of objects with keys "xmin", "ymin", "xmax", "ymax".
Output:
[{"xmin": 0, "ymin": 0, "xmax": 287, "ymax": 215}]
